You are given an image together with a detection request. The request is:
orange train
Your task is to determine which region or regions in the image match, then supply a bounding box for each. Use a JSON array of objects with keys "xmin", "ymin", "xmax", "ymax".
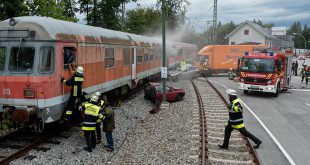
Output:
[{"xmin": 0, "ymin": 16, "xmax": 197, "ymax": 131}]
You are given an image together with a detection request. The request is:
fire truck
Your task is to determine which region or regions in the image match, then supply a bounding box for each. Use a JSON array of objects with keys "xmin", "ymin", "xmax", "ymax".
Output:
[{"xmin": 238, "ymin": 49, "xmax": 293, "ymax": 97}]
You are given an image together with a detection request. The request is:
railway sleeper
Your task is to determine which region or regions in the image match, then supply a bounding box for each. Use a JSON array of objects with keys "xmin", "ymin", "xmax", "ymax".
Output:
[
  {"xmin": 208, "ymin": 143, "xmax": 249, "ymax": 152},
  {"xmin": 208, "ymin": 157, "xmax": 255, "ymax": 165},
  {"xmin": 209, "ymin": 151, "xmax": 254, "ymax": 162},
  {"xmin": 207, "ymin": 132, "xmax": 243, "ymax": 138},
  {"xmin": 206, "ymin": 116, "xmax": 228, "ymax": 120},
  {"xmin": 208, "ymin": 138, "xmax": 247, "ymax": 145},
  {"xmin": 207, "ymin": 136, "xmax": 243, "ymax": 142}
]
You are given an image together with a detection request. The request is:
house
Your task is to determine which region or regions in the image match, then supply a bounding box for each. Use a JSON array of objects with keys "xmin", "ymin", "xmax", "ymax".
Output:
[{"xmin": 225, "ymin": 21, "xmax": 277, "ymax": 47}]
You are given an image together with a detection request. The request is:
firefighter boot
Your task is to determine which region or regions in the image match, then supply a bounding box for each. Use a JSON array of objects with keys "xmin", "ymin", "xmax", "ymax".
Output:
[{"xmin": 218, "ymin": 144, "xmax": 228, "ymax": 150}]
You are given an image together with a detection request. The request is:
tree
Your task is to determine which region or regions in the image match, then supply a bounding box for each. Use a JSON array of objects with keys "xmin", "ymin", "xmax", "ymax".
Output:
[
  {"xmin": 156, "ymin": 0, "xmax": 189, "ymax": 30},
  {"xmin": 125, "ymin": 7, "xmax": 161, "ymax": 34},
  {"xmin": 62, "ymin": 0, "xmax": 78, "ymax": 19},
  {"xmin": 26, "ymin": 0, "xmax": 77, "ymax": 22},
  {"xmin": 78, "ymin": 0, "xmax": 93, "ymax": 24},
  {"xmin": 0, "ymin": 0, "xmax": 28, "ymax": 21},
  {"xmin": 288, "ymin": 21, "xmax": 303, "ymax": 48},
  {"xmin": 217, "ymin": 21, "xmax": 237, "ymax": 45}
]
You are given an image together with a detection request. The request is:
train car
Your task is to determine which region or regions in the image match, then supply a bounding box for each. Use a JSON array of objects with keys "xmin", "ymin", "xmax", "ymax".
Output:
[{"xmin": 0, "ymin": 16, "xmax": 197, "ymax": 131}]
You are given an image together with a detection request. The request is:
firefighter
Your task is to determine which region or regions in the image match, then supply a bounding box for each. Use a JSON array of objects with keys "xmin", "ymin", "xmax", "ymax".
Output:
[
  {"xmin": 228, "ymin": 68, "xmax": 236, "ymax": 80},
  {"xmin": 94, "ymin": 91, "xmax": 105, "ymax": 144},
  {"xmin": 301, "ymin": 63, "xmax": 307, "ymax": 83},
  {"xmin": 81, "ymin": 95, "xmax": 103, "ymax": 152},
  {"xmin": 61, "ymin": 66, "xmax": 84, "ymax": 121},
  {"xmin": 218, "ymin": 89, "xmax": 262, "ymax": 150}
]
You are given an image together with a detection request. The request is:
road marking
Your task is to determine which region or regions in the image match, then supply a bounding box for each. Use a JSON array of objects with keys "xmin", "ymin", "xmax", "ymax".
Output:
[
  {"xmin": 306, "ymin": 103, "xmax": 310, "ymax": 107},
  {"xmin": 209, "ymin": 80, "xmax": 297, "ymax": 165},
  {"xmin": 288, "ymin": 89, "xmax": 310, "ymax": 92}
]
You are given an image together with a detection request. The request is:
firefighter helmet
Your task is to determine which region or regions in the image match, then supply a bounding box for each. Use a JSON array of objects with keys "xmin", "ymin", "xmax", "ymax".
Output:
[
  {"xmin": 76, "ymin": 66, "xmax": 84, "ymax": 75},
  {"xmin": 226, "ymin": 89, "xmax": 237, "ymax": 96}
]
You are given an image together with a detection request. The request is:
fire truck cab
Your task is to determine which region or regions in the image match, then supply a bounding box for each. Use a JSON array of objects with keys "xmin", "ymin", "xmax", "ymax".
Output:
[{"xmin": 238, "ymin": 49, "xmax": 293, "ymax": 97}]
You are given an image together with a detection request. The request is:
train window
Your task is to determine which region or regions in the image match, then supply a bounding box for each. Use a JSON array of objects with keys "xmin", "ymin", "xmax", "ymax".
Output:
[
  {"xmin": 9, "ymin": 47, "xmax": 35, "ymax": 72},
  {"xmin": 144, "ymin": 48, "xmax": 149, "ymax": 62},
  {"xmin": 123, "ymin": 48, "xmax": 130, "ymax": 66},
  {"xmin": 105, "ymin": 48, "xmax": 115, "ymax": 68},
  {"xmin": 0, "ymin": 47, "xmax": 6, "ymax": 71},
  {"xmin": 149, "ymin": 49, "xmax": 154, "ymax": 61},
  {"xmin": 137, "ymin": 48, "xmax": 143, "ymax": 63},
  {"xmin": 63, "ymin": 47, "xmax": 76, "ymax": 70},
  {"xmin": 39, "ymin": 47, "xmax": 54, "ymax": 73}
]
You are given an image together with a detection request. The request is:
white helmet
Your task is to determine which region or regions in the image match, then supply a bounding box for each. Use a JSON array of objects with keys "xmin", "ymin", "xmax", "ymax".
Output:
[
  {"xmin": 94, "ymin": 91, "xmax": 101, "ymax": 97},
  {"xmin": 226, "ymin": 89, "xmax": 237, "ymax": 96},
  {"xmin": 76, "ymin": 66, "xmax": 84, "ymax": 75},
  {"xmin": 90, "ymin": 95, "xmax": 99, "ymax": 102}
]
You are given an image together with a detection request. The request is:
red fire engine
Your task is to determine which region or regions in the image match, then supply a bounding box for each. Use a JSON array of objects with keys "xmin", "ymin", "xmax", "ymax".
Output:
[{"xmin": 238, "ymin": 49, "xmax": 293, "ymax": 97}]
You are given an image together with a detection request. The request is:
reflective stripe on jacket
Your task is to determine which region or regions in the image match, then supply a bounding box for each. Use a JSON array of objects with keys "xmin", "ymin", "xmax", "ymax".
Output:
[
  {"xmin": 82, "ymin": 102, "xmax": 102, "ymax": 131},
  {"xmin": 228, "ymin": 98, "xmax": 244, "ymax": 129},
  {"xmin": 65, "ymin": 74, "xmax": 84, "ymax": 97}
]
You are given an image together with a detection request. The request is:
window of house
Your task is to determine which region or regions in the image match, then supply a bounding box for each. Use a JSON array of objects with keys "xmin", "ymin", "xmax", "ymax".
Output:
[
  {"xmin": 105, "ymin": 48, "xmax": 115, "ymax": 68},
  {"xmin": 144, "ymin": 48, "xmax": 149, "ymax": 62},
  {"xmin": 123, "ymin": 48, "xmax": 130, "ymax": 66},
  {"xmin": 0, "ymin": 47, "xmax": 6, "ymax": 71},
  {"xmin": 136, "ymin": 48, "xmax": 143, "ymax": 63},
  {"xmin": 63, "ymin": 47, "xmax": 76, "ymax": 70},
  {"xmin": 9, "ymin": 47, "xmax": 35, "ymax": 72},
  {"xmin": 244, "ymin": 30, "xmax": 249, "ymax": 35},
  {"xmin": 39, "ymin": 47, "xmax": 54, "ymax": 73},
  {"xmin": 231, "ymin": 42, "xmax": 235, "ymax": 45}
]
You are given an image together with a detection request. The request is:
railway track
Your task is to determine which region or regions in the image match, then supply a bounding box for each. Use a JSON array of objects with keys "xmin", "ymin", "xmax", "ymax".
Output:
[
  {"xmin": 0, "ymin": 124, "xmax": 71, "ymax": 165},
  {"xmin": 192, "ymin": 78, "xmax": 261, "ymax": 165}
]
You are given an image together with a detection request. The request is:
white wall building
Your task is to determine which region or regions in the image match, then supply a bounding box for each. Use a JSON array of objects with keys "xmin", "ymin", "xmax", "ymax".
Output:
[
  {"xmin": 225, "ymin": 21, "xmax": 277, "ymax": 48},
  {"xmin": 272, "ymin": 27, "xmax": 287, "ymax": 35}
]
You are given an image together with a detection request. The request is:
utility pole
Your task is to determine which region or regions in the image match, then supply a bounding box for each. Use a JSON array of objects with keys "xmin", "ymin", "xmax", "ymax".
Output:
[
  {"xmin": 161, "ymin": 0, "xmax": 168, "ymax": 106},
  {"xmin": 213, "ymin": 0, "xmax": 217, "ymax": 45},
  {"xmin": 122, "ymin": 1, "xmax": 125, "ymax": 31}
]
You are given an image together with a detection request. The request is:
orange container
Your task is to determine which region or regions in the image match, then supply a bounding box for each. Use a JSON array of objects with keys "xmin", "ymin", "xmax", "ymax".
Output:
[{"xmin": 197, "ymin": 45, "xmax": 267, "ymax": 73}]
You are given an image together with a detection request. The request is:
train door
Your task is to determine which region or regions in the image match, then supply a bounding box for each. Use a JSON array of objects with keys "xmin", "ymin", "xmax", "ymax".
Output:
[{"xmin": 131, "ymin": 48, "xmax": 136, "ymax": 80}]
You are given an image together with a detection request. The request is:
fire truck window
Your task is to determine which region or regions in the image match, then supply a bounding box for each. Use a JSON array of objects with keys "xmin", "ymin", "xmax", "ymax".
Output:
[
  {"xmin": 9, "ymin": 47, "xmax": 35, "ymax": 72},
  {"xmin": 40, "ymin": 47, "xmax": 54, "ymax": 73},
  {"xmin": 63, "ymin": 47, "xmax": 76, "ymax": 70},
  {"xmin": 0, "ymin": 47, "xmax": 6, "ymax": 71}
]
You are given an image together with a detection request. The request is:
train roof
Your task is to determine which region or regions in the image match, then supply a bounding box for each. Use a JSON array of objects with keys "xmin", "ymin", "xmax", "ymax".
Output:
[{"xmin": 0, "ymin": 16, "xmax": 196, "ymax": 48}]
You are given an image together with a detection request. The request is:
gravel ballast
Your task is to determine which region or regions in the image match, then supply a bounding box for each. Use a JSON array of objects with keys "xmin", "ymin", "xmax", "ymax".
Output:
[{"xmin": 10, "ymin": 79, "xmax": 197, "ymax": 165}]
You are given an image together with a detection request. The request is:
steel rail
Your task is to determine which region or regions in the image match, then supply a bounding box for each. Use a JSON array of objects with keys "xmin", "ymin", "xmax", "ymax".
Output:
[{"xmin": 191, "ymin": 79, "xmax": 206, "ymax": 165}]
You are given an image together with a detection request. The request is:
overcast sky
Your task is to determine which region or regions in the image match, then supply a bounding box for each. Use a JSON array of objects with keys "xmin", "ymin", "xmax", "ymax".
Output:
[{"xmin": 125, "ymin": 0, "xmax": 310, "ymax": 33}]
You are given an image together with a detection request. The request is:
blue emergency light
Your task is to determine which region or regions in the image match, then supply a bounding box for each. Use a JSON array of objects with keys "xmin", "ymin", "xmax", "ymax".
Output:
[
  {"xmin": 269, "ymin": 52, "xmax": 274, "ymax": 56},
  {"xmin": 244, "ymin": 52, "xmax": 249, "ymax": 55}
]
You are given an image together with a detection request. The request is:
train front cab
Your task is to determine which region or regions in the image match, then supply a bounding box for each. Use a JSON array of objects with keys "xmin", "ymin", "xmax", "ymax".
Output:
[{"xmin": 0, "ymin": 39, "xmax": 64, "ymax": 131}]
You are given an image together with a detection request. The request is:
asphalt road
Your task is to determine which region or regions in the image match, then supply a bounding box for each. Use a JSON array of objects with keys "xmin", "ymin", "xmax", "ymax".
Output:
[{"xmin": 208, "ymin": 76, "xmax": 310, "ymax": 165}]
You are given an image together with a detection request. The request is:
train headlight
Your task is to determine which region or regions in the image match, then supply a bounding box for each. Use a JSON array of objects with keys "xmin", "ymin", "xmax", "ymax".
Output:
[
  {"xmin": 24, "ymin": 88, "xmax": 35, "ymax": 98},
  {"xmin": 240, "ymin": 78, "xmax": 244, "ymax": 82}
]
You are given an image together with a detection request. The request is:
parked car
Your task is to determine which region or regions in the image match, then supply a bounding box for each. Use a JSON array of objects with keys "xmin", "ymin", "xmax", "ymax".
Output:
[
  {"xmin": 144, "ymin": 82, "xmax": 185, "ymax": 103},
  {"xmin": 299, "ymin": 54, "xmax": 306, "ymax": 60},
  {"xmin": 305, "ymin": 52, "xmax": 310, "ymax": 58}
]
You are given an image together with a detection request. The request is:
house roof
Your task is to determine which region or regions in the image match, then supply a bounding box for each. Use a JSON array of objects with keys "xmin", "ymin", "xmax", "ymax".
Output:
[{"xmin": 225, "ymin": 20, "xmax": 276, "ymax": 39}]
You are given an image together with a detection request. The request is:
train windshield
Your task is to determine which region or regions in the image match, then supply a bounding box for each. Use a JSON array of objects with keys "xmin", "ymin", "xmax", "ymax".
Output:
[
  {"xmin": 0, "ymin": 47, "xmax": 6, "ymax": 71},
  {"xmin": 240, "ymin": 58, "xmax": 274, "ymax": 73},
  {"xmin": 9, "ymin": 47, "xmax": 35, "ymax": 72}
]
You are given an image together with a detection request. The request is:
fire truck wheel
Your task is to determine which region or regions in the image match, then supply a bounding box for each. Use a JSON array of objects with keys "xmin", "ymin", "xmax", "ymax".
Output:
[
  {"xmin": 273, "ymin": 83, "xmax": 280, "ymax": 97},
  {"xmin": 244, "ymin": 90, "xmax": 248, "ymax": 94}
]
